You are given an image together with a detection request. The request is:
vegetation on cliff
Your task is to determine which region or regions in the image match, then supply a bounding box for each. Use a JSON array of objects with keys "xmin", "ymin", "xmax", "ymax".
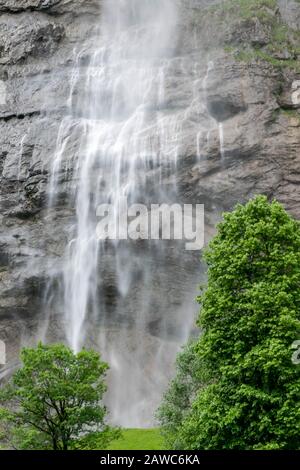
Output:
[{"xmin": 194, "ymin": 0, "xmax": 300, "ymax": 72}]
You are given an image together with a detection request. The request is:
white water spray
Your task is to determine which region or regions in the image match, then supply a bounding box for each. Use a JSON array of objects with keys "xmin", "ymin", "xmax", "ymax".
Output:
[{"xmin": 47, "ymin": 0, "xmax": 210, "ymax": 426}]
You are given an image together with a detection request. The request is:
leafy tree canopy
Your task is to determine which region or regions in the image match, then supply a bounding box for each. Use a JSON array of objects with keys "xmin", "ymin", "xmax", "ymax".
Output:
[
  {"xmin": 0, "ymin": 343, "xmax": 119, "ymax": 450},
  {"xmin": 159, "ymin": 196, "xmax": 300, "ymax": 450}
]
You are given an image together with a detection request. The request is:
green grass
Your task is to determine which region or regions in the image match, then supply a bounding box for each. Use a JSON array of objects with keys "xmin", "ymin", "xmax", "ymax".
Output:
[
  {"xmin": 107, "ymin": 428, "xmax": 165, "ymax": 450},
  {"xmin": 235, "ymin": 48, "xmax": 300, "ymax": 73}
]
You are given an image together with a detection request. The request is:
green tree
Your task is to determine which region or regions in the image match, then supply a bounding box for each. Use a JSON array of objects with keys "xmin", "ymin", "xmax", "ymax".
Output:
[
  {"xmin": 156, "ymin": 340, "xmax": 203, "ymax": 448},
  {"xmin": 159, "ymin": 196, "xmax": 300, "ymax": 449},
  {"xmin": 0, "ymin": 343, "xmax": 119, "ymax": 450}
]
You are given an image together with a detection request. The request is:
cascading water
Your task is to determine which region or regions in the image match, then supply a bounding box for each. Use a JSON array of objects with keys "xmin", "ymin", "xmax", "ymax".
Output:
[{"xmin": 46, "ymin": 0, "xmax": 219, "ymax": 426}]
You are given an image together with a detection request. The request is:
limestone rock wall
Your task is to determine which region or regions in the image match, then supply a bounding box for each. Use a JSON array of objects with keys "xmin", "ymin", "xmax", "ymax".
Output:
[{"xmin": 0, "ymin": 0, "xmax": 299, "ymax": 384}]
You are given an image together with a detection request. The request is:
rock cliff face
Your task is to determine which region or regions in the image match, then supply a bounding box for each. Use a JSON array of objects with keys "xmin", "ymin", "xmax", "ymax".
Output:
[
  {"xmin": 0, "ymin": 0, "xmax": 299, "ymax": 422},
  {"xmin": 0, "ymin": 0, "xmax": 102, "ymax": 365}
]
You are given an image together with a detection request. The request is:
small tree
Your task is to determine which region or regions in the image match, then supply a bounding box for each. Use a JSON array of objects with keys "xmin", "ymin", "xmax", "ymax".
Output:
[
  {"xmin": 156, "ymin": 340, "xmax": 203, "ymax": 448},
  {"xmin": 159, "ymin": 196, "xmax": 300, "ymax": 449},
  {"xmin": 0, "ymin": 343, "xmax": 119, "ymax": 450}
]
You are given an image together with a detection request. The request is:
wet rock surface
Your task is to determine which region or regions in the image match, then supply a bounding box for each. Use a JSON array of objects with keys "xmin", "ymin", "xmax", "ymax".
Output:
[{"xmin": 0, "ymin": 0, "xmax": 299, "ymax": 422}]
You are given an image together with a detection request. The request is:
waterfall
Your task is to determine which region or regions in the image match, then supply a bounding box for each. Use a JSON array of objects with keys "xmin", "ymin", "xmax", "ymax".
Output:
[
  {"xmin": 69, "ymin": 0, "xmax": 179, "ymax": 355},
  {"xmin": 46, "ymin": 0, "xmax": 211, "ymax": 427}
]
